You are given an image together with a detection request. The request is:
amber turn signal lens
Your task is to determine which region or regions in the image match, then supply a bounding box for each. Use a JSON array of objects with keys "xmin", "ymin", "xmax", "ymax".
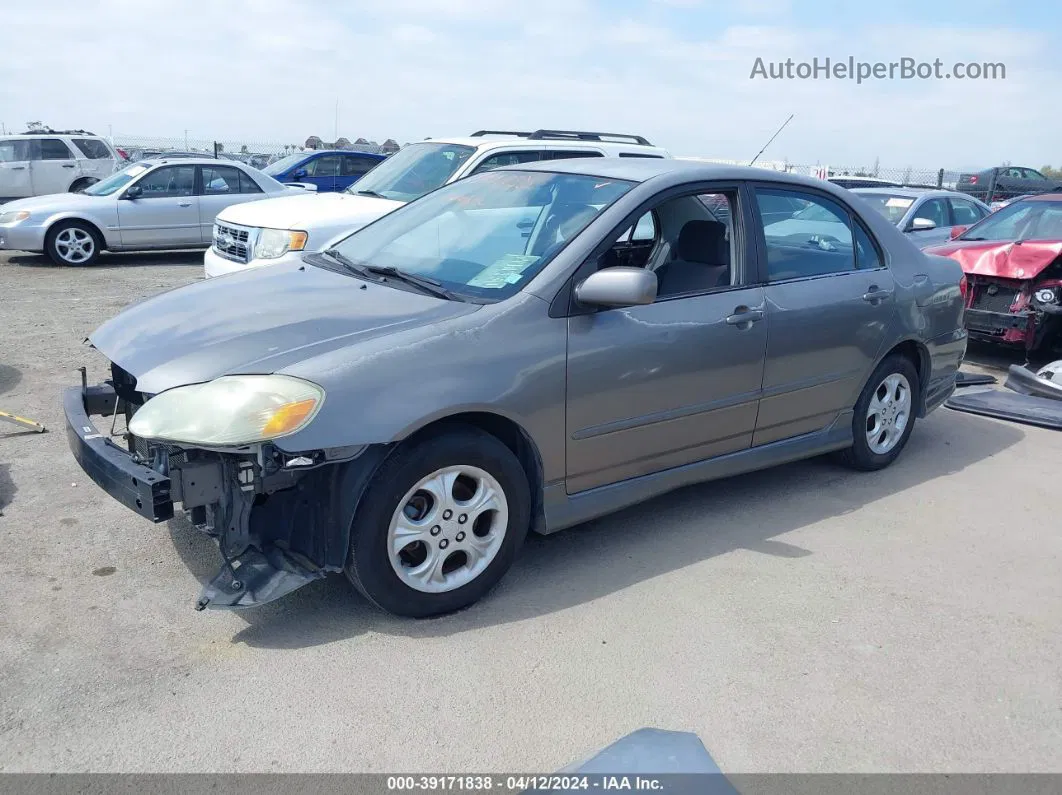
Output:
[{"xmin": 262, "ymin": 399, "xmax": 317, "ymax": 436}]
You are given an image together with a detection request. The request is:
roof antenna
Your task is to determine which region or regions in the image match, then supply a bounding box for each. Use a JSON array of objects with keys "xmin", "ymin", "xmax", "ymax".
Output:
[{"xmin": 749, "ymin": 114, "xmax": 794, "ymax": 167}]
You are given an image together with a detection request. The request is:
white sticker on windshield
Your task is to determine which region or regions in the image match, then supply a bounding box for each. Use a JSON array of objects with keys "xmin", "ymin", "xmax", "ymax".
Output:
[
  {"xmin": 467, "ymin": 254, "xmax": 539, "ymax": 288},
  {"xmin": 885, "ymin": 197, "xmax": 914, "ymax": 208},
  {"xmin": 125, "ymin": 165, "xmax": 148, "ymax": 178}
]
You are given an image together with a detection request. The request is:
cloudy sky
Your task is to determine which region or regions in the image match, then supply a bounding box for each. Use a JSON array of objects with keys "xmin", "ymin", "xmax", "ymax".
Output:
[{"xmin": 3, "ymin": 0, "xmax": 1058, "ymax": 170}]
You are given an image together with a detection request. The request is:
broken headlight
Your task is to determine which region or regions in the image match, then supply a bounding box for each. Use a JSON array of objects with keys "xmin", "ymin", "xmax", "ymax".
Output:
[{"xmin": 128, "ymin": 375, "xmax": 324, "ymax": 446}]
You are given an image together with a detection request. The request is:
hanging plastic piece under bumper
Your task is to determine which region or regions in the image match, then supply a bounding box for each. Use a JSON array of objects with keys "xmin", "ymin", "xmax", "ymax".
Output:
[{"xmin": 195, "ymin": 545, "xmax": 326, "ymax": 610}]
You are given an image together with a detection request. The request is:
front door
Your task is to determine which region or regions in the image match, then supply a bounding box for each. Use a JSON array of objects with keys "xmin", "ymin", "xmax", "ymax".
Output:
[
  {"xmin": 301, "ymin": 154, "xmax": 339, "ymax": 192},
  {"xmin": 906, "ymin": 196, "xmax": 952, "ymax": 249},
  {"xmin": 117, "ymin": 164, "xmax": 200, "ymax": 247},
  {"xmin": 30, "ymin": 138, "xmax": 81, "ymax": 194},
  {"xmin": 750, "ymin": 185, "xmax": 896, "ymax": 446},
  {"xmin": 0, "ymin": 139, "xmax": 33, "ymax": 198},
  {"xmin": 565, "ymin": 188, "xmax": 768, "ymax": 493}
]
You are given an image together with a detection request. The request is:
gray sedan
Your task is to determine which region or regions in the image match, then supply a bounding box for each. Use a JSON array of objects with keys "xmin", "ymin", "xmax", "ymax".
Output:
[
  {"xmin": 851, "ymin": 187, "xmax": 991, "ymax": 248},
  {"xmin": 0, "ymin": 157, "xmax": 297, "ymax": 266},
  {"xmin": 66, "ymin": 159, "xmax": 967, "ymax": 617}
]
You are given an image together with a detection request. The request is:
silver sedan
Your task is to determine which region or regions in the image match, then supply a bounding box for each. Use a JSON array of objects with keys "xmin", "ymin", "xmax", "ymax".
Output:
[
  {"xmin": 851, "ymin": 187, "xmax": 991, "ymax": 249},
  {"xmin": 0, "ymin": 157, "xmax": 299, "ymax": 266}
]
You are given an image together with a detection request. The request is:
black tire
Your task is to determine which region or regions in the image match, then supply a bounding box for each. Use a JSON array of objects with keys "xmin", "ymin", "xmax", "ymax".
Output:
[
  {"xmin": 345, "ymin": 427, "xmax": 531, "ymax": 618},
  {"xmin": 839, "ymin": 353, "xmax": 921, "ymax": 471},
  {"xmin": 69, "ymin": 177, "xmax": 98, "ymax": 193},
  {"xmin": 45, "ymin": 220, "xmax": 102, "ymax": 266}
]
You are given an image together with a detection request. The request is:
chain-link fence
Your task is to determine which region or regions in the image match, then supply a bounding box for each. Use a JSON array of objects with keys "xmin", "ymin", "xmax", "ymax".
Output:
[{"xmin": 106, "ymin": 134, "xmax": 1056, "ymax": 204}]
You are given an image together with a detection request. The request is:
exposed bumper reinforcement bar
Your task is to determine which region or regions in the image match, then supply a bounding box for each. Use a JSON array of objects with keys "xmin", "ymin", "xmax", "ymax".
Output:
[{"xmin": 63, "ymin": 384, "xmax": 174, "ymax": 522}]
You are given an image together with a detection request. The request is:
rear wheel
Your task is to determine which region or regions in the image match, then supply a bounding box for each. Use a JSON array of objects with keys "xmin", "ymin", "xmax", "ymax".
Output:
[
  {"xmin": 840, "ymin": 354, "xmax": 920, "ymax": 471},
  {"xmin": 345, "ymin": 427, "xmax": 531, "ymax": 618},
  {"xmin": 45, "ymin": 220, "xmax": 102, "ymax": 266}
]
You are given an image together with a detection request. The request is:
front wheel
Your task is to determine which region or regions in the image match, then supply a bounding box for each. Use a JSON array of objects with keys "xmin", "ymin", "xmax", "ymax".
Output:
[
  {"xmin": 345, "ymin": 427, "xmax": 531, "ymax": 618},
  {"xmin": 840, "ymin": 354, "xmax": 920, "ymax": 471},
  {"xmin": 45, "ymin": 220, "xmax": 101, "ymax": 266}
]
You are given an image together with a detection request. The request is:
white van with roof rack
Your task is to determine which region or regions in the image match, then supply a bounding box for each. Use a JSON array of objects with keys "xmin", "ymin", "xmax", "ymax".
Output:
[
  {"xmin": 0, "ymin": 130, "xmax": 121, "ymax": 201},
  {"xmin": 204, "ymin": 129, "xmax": 670, "ymax": 277}
]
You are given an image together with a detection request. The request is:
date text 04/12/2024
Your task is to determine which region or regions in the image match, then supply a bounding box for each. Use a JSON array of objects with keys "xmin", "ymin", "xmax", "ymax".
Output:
[{"xmin": 386, "ymin": 775, "xmax": 673, "ymax": 791}]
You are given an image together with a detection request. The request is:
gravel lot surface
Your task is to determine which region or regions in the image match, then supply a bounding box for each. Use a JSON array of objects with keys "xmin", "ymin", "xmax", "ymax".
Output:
[{"xmin": 1, "ymin": 250, "xmax": 1060, "ymax": 773}]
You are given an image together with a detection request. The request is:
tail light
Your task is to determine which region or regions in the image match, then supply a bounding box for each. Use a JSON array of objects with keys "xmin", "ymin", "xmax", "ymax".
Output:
[
  {"xmin": 969, "ymin": 175, "xmax": 978, "ymax": 184},
  {"xmin": 959, "ymin": 275, "xmax": 969, "ymax": 301}
]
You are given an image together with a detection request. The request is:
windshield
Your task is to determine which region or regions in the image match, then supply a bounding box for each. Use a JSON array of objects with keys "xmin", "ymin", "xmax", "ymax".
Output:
[
  {"xmin": 959, "ymin": 199, "xmax": 1062, "ymax": 241},
  {"xmin": 343, "ymin": 142, "xmax": 475, "ymax": 202},
  {"xmin": 82, "ymin": 163, "xmax": 152, "ymax": 196},
  {"xmin": 262, "ymin": 153, "xmax": 309, "ymax": 176},
  {"xmin": 855, "ymin": 193, "xmax": 916, "ymax": 224},
  {"xmin": 327, "ymin": 170, "xmax": 635, "ymax": 301}
]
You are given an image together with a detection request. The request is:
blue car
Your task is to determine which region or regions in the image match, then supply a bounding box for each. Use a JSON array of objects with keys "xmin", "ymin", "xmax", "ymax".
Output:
[{"xmin": 261, "ymin": 149, "xmax": 387, "ymax": 192}]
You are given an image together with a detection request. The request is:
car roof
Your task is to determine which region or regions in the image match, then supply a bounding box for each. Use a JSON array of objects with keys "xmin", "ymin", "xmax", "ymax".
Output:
[
  {"xmin": 501, "ymin": 157, "xmax": 842, "ymax": 190},
  {"xmin": 424, "ymin": 135, "xmax": 670, "ymax": 156},
  {"xmin": 1024, "ymin": 193, "xmax": 1062, "ymax": 202},
  {"xmin": 293, "ymin": 149, "xmax": 387, "ymax": 158},
  {"xmin": 852, "ymin": 187, "xmax": 966, "ymax": 199},
  {"xmin": 1, "ymin": 132, "xmax": 103, "ymax": 140},
  {"xmin": 136, "ymin": 157, "xmax": 255, "ymax": 167}
]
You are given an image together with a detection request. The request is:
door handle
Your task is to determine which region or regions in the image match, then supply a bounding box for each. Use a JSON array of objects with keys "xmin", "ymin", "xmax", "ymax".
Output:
[
  {"xmin": 725, "ymin": 307, "xmax": 764, "ymax": 326},
  {"xmin": 862, "ymin": 286, "xmax": 894, "ymax": 303},
  {"xmin": 177, "ymin": 201, "xmax": 193, "ymax": 207},
  {"xmin": 11, "ymin": 165, "xmax": 26, "ymax": 170},
  {"xmin": 62, "ymin": 163, "xmax": 76, "ymax": 168}
]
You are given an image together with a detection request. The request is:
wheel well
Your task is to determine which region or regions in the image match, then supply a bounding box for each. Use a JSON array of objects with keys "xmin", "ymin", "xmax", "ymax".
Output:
[
  {"xmin": 46, "ymin": 217, "xmax": 105, "ymax": 247},
  {"xmin": 404, "ymin": 412, "xmax": 546, "ymax": 532},
  {"xmin": 884, "ymin": 339, "xmax": 929, "ymax": 398}
]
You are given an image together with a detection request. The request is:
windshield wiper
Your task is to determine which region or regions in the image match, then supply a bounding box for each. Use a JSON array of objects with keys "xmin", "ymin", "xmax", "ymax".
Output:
[
  {"xmin": 320, "ymin": 250, "xmax": 460, "ymax": 300},
  {"xmin": 354, "ymin": 189, "xmax": 387, "ymax": 198}
]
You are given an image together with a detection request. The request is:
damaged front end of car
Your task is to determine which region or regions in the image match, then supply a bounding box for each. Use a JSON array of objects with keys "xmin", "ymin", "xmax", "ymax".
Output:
[{"xmin": 64, "ymin": 362, "xmax": 389, "ymax": 611}]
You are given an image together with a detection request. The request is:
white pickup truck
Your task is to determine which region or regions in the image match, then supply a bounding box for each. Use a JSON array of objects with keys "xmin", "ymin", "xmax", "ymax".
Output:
[{"xmin": 204, "ymin": 129, "xmax": 670, "ymax": 277}]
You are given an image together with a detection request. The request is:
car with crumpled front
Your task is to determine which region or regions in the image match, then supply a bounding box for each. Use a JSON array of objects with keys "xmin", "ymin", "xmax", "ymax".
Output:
[{"xmin": 66, "ymin": 158, "xmax": 966, "ymax": 619}]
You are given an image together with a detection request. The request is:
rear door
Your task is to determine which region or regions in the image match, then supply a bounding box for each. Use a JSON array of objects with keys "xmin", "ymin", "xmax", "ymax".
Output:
[
  {"xmin": 0, "ymin": 139, "xmax": 34, "ymax": 198},
  {"xmin": 117, "ymin": 164, "xmax": 200, "ymax": 247},
  {"xmin": 751, "ymin": 185, "xmax": 896, "ymax": 446},
  {"xmin": 947, "ymin": 196, "xmax": 989, "ymax": 230},
  {"xmin": 70, "ymin": 137, "xmax": 118, "ymax": 181},
  {"xmin": 336, "ymin": 154, "xmax": 380, "ymax": 191},
  {"xmin": 197, "ymin": 165, "xmax": 265, "ymax": 242},
  {"xmin": 30, "ymin": 138, "xmax": 80, "ymax": 194},
  {"xmin": 301, "ymin": 154, "xmax": 339, "ymax": 192}
]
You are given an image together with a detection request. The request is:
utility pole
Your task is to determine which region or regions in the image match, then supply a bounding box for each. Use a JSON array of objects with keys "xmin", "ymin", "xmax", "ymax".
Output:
[
  {"xmin": 184, "ymin": 129, "xmax": 189, "ymax": 149},
  {"xmin": 334, "ymin": 99, "xmax": 339, "ymax": 142}
]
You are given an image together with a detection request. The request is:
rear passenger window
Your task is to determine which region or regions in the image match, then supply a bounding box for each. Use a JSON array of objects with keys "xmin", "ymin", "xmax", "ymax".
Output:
[
  {"xmin": 949, "ymin": 198, "xmax": 985, "ymax": 225},
  {"xmin": 854, "ymin": 223, "xmax": 883, "ymax": 270},
  {"xmin": 38, "ymin": 138, "xmax": 74, "ymax": 160},
  {"xmin": 755, "ymin": 188, "xmax": 856, "ymax": 281},
  {"xmin": 72, "ymin": 138, "xmax": 113, "ymax": 159}
]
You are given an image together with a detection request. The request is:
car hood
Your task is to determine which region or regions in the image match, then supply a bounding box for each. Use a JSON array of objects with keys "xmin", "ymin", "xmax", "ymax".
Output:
[
  {"xmin": 215, "ymin": 191, "xmax": 404, "ymax": 233},
  {"xmin": 89, "ymin": 261, "xmax": 481, "ymax": 395},
  {"xmin": 1, "ymin": 192, "xmax": 109, "ymax": 213},
  {"xmin": 924, "ymin": 239, "xmax": 1062, "ymax": 280}
]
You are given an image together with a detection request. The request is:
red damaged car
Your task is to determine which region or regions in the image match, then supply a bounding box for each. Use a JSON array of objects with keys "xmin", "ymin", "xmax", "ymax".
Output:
[{"xmin": 925, "ymin": 194, "xmax": 1062, "ymax": 352}]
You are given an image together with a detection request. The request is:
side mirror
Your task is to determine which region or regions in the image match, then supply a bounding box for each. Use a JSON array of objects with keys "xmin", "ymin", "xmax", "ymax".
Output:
[
  {"xmin": 575, "ymin": 267, "xmax": 657, "ymax": 308},
  {"xmin": 909, "ymin": 217, "xmax": 936, "ymax": 231},
  {"xmin": 123, "ymin": 184, "xmax": 143, "ymax": 200},
  {"xmin": 949, "ymin": 225, "xmax": 968, "ymax": 240},
  {"xmin": 291, "ymin": 168, "xmax": 308, "ymax": 179}
]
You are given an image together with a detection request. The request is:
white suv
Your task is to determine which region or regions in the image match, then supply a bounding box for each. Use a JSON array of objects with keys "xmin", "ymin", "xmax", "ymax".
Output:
[
  {"xmin": 205, "ymin": 129, "xmax": 671, "ymax": 277},
  {"xmin": 0, "ymin": 131, "xmax": 121, "ymax": 201}
]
